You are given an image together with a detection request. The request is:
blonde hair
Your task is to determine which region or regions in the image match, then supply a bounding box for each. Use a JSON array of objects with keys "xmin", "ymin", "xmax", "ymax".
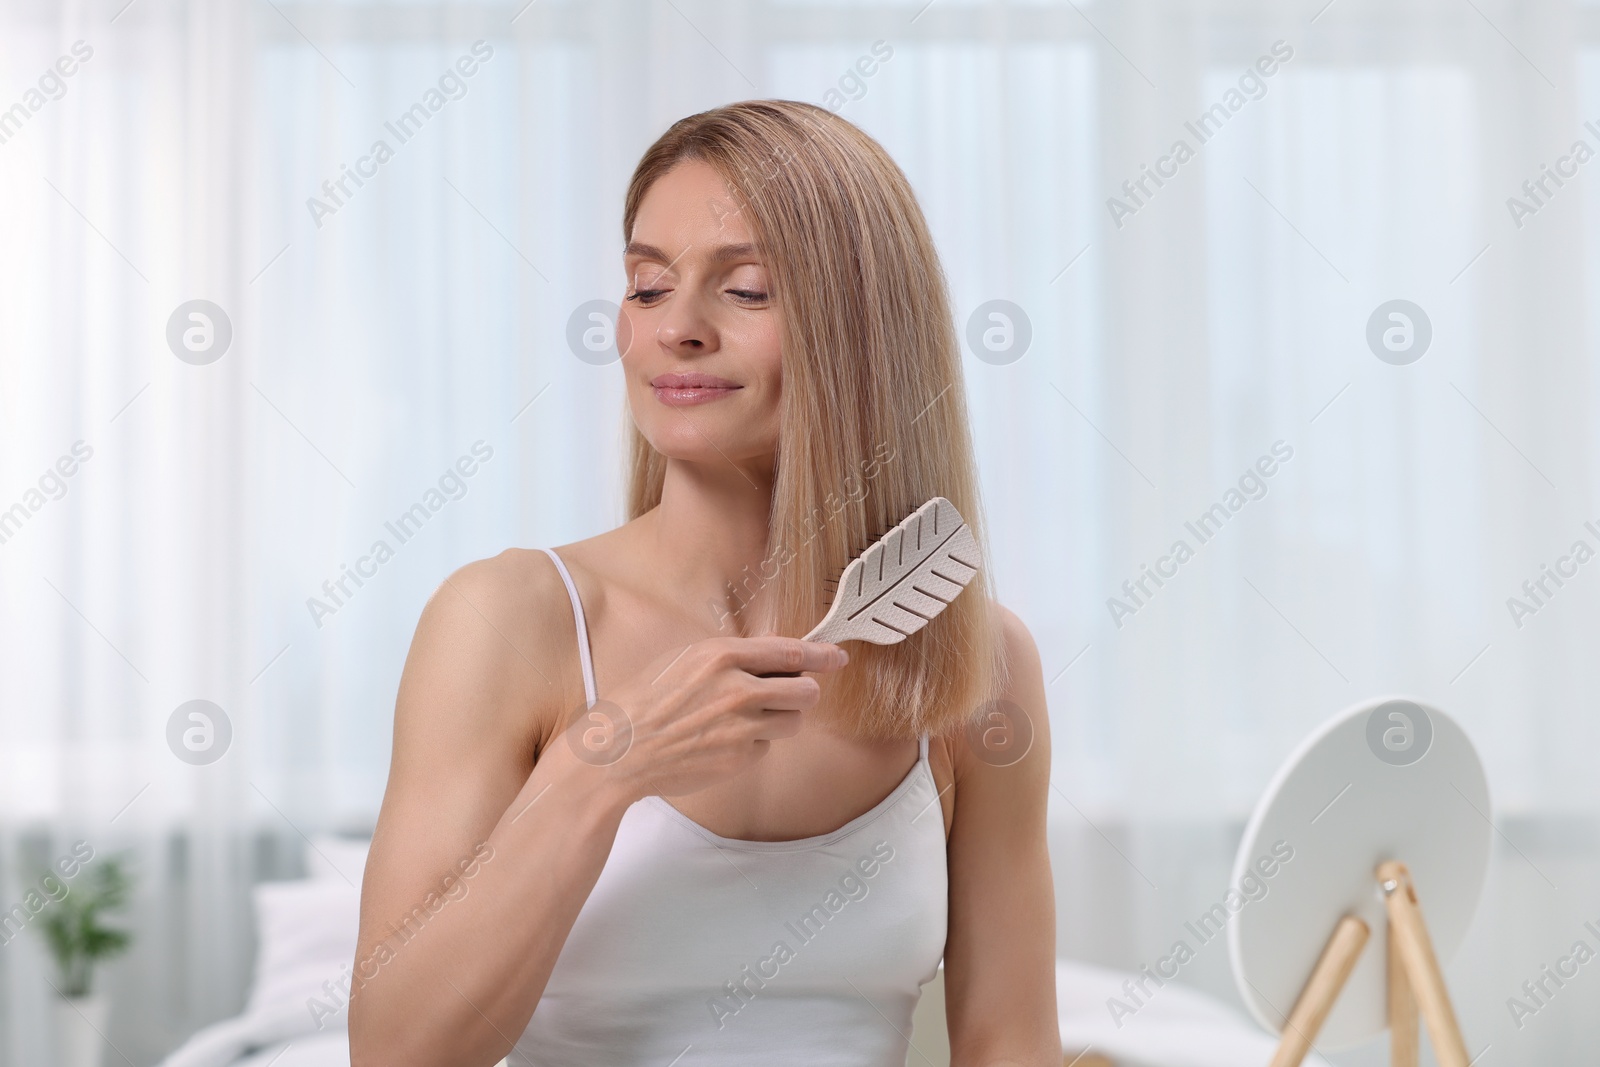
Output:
[{"xmin": 621, "ymin": 100, "xmax": 1005, "ymax": 743}]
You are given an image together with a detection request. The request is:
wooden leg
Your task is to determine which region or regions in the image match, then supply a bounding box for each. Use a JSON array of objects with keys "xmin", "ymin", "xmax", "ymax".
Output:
[
  {"xmin": 1269, "ymin": 914, "xmax": 1371, "ymax": 1067},
  {"xmin": 1389, "ymin": 907, "xmax": 1419, "ymax": 1067},
  {"xmin": 1377, "ymin": 861, "xmax": 1470, "ymax": 1067}
]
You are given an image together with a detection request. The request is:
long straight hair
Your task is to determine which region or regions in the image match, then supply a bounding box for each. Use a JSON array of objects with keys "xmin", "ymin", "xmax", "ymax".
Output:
[{"xmin": 621, "ymin": 100, "xmax": 1005, "ymax": 742}]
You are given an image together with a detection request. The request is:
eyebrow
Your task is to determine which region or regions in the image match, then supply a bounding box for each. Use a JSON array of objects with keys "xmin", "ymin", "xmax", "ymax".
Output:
[{"xmin": 623, "ymin": 241, "xmax": 763, "ymax": 266}]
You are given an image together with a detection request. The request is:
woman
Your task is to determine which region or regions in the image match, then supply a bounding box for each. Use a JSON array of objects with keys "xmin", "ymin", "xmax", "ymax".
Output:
[{"xmin": 349, "ymin": 99, "xmax": 1058, "ymax": 1066}]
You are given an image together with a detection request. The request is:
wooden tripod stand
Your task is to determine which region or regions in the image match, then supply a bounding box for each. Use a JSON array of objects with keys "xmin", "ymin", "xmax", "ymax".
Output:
[{"xmin": 1268, "ymin": 861, "xmax": 1470, "ymax": 1067}]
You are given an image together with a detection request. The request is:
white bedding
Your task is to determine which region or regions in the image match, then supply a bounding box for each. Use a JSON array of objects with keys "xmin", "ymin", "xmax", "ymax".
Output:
[
  {"xmin": 157, "ymin": 837, "xmax": 368, "ymax": 1067},
  {"xmin": 1056, "ymin": 959, "xmax": 1332, "ymax": 1067},
  {"xmin": 231, "ymin": 1033, "xmax": 350, "ymax": 1067}
]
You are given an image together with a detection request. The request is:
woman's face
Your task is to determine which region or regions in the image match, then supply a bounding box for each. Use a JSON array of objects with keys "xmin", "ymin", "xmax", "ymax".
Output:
[{"xmin": 618, "ymin": 160, "xmax": 782, "ymax": 476}]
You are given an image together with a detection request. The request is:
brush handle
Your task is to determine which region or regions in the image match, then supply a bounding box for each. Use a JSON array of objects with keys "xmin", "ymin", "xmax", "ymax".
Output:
[{"xmin": 802, "ymin": 618, "xmax": 839, "ymax": 643}]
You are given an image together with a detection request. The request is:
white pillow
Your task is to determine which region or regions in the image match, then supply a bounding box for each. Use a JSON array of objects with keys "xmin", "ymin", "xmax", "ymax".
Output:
[
  {"xmin": 245, "ymin": 879, "xmax": 361, "ymax": 1019},
  {"xmin": 158, "ymin": 842, "xmax": 372, "ymax": 1067},
  {"xmin": 156, "ymin": 1000, "xmax": 325, "ymax": 1067},
  {"xmin": 304, "ymin": 834, "xmax": 371, "ymax": 885}
]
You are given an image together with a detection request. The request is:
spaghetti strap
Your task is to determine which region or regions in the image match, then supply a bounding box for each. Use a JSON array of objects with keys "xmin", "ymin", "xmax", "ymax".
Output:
[
  {"xmin": 918, "ymin": 734, "xmax": 928, "ymax": 761},
  {"xmin": 539, "ymin": 547, "xmax": 597, "ymax": 708}
]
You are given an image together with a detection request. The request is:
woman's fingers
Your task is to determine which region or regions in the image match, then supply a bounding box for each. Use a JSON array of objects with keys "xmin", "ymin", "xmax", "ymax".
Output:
[
  {"xmin": 742, "ymin": 673, "xmax": 823, "ymax": 711},
  {"xmin": 603, "ymin": 634, "xmax": 849, "ymax": 799},
  {"xmin": 720, "ymin": 636, "xmax": 848, "ymax": 677}
]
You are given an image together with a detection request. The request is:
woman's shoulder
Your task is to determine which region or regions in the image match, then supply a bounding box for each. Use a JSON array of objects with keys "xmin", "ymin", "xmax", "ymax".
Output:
[
  {"xmin": 438, "ymin": 520, "xmax": 634, "ymax": 617},
  {"xmin": 419, "ymin": 514, "xmax": 645, "ymax": 663},
  {"xmin": 993, "ymin": 601, "xmax": 1041, "ymax": 675},
  {"xmin": 400, "ymin": 542, "xmax": 615, "ymax": 746},
  {"xmin": 934, "ymin": 600, "xmax": 1048, "ymax": 778},
  {"xmin": 430, "ymin": 545, "xmax": 578, "ymax": 638}
]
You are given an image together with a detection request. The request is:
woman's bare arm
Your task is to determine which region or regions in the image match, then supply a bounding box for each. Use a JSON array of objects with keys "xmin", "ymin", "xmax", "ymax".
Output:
[
  {"xmin": 347, "ymin": 552, "xmax": 631, "ymax": 1065},
  {"xmin": 943, "ymin": 605, "xmax": 1061, "ymax": 1067},
  {"xmin": 347, "ymin": 550, "xmax": 847, "ymax": 1066}
]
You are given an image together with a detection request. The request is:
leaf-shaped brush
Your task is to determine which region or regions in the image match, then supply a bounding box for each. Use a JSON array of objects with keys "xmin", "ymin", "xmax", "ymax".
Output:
[{"xmin": 805, "ymin": 496, "xmax": 981, "ymax": 645}]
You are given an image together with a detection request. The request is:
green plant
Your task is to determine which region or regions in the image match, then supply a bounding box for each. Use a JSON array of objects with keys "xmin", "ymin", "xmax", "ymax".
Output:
[{"xmin": 41, "ymin": 854, "xmax": 133, "ymax": 998}]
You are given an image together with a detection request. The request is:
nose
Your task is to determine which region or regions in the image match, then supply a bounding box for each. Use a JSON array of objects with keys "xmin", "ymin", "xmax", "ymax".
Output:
[{"xmin": 652, "ymin": 286, "xmax": 713, "ymax": 353}]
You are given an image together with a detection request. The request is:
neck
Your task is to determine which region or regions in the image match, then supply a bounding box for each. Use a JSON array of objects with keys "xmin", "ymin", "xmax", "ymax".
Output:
[{"xmin": 644, "ymin": 456, "xmax": 778, "ymax": 632}]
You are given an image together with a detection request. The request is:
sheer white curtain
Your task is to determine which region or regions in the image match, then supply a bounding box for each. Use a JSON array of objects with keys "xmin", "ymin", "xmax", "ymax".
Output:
[{"xmin": 2, "ymin": 0, "xmax": 1598, "ymax": 1062}]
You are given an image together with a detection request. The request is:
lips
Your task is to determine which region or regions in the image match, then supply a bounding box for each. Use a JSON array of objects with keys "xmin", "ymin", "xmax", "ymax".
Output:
[
  {"xmin": 651, "ymin": 373, "xmax": 740, "ymax": 389},
  {"xmin": 650, "ymin": 372, "xmax": 742, "ymax": 407}
]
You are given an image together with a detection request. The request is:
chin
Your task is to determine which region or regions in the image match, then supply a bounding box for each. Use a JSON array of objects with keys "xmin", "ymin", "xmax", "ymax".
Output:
[{"xmin": 635, "ymin": 413, "xmax": 777, "ymax": 463}]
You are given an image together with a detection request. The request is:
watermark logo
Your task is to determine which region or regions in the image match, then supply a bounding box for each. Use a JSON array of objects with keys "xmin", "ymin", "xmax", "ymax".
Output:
[
  {"xmin": 566, "ymin": 299, "xmax": 621, "ymax": 365},
  {"xmin": 1364, "ymin": 700, "xmax": 1432, "ymax": 766},
  {"xmin": 1106, "ymin": 40, "xmax": 1294, "ymax": 229},
  {"xmin": 166, "ymin": 300, "xmax": 232, "ymax": 365},
  {"xmin": 708, "ymin": 840, "xmax": 895, "ymax": 1030},
  {"xmin": 1505, "ymin": 519, "xmax": 1600, "ymax": 629},
  {"xmin": 309, "ymin": 840, "xmax": 494, "ymax": 1028},
  {"xmin": 1109, "ymin": 839, "xmax": 1295, "ymax": 1027},
  {"xmin": 707, "ymin": 440, "xmax": 898, "ymax": 632},
  {"xmin": 1365, "ymin": 299, "xmax": 1430, "ymax": 365},
  {"xmin": 0, "ymin": 41, "xmax": 93, "ymax": 149},
  {"xmin": 565, "ymin": 700, "xmax": 632, "ymax": 766},
  {"xmin": 1108, "ymin": 440, "xmax": 1293, "ymax": 628},
  {"xmin": 1506, "ymin": 919, "xmax": 1600, "ymax": 1030},
  {"xmin": 1505, "ymin": 120, "xmax": 1600, "ymax": 230},
  {"xmin": 307, "ymin": 441, "xmax": 494, "ymax": 629},
  {"xmin": 0, "ymin": 440, "xmax": 93, "ymax": 549},
  {"xmin": 306, "ymin": 42, "xmax": 494, "ymax": 230},
  {"xmin": 964, "ymin": 698, "xmax": 1034, "ymax": 767},
  {"xmin": 965, "ymin": 299, "xmax": 1031, "ymax": 365},
  {"xmin": 166, "ymin": 699, "xmax": 232, "ymax": 765},
  {"xmin": 0, "ymin": 841, "xmax": 96, "ymax": 948},
  {"xmin": 821, "ymin": 40, "xmax": 894, "ymax": 112}
]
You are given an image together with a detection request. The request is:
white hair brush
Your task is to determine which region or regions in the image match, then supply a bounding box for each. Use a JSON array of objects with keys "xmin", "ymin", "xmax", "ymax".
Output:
[{"xmin": 805, "ymin": 496, "xmax": 981, "ymax": 645}]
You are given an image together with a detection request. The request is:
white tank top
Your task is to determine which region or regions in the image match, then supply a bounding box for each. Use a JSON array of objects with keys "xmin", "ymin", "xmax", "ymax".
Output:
[{"xmin": 514, "ymin": 547, "xmax": 948, "ymax": 1066}]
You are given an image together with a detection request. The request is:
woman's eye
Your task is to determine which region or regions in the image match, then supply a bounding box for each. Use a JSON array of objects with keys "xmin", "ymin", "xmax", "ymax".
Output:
[
  {"xmin": 627, "ymin": 288, "xmax": 668, "ymax": 305},
  {"xmin": 729, "ymin": 289, "xmax": 768, "ymax": 303}
]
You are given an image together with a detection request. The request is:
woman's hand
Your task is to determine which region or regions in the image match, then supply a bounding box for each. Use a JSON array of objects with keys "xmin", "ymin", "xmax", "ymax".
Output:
[
  {"xmin": 576, "ymin": 635, "xmax": 848, "ymax": 802},
  {"xmin": 353, "ymin": 561, "xmax": 846, "ymax": 1067}
]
